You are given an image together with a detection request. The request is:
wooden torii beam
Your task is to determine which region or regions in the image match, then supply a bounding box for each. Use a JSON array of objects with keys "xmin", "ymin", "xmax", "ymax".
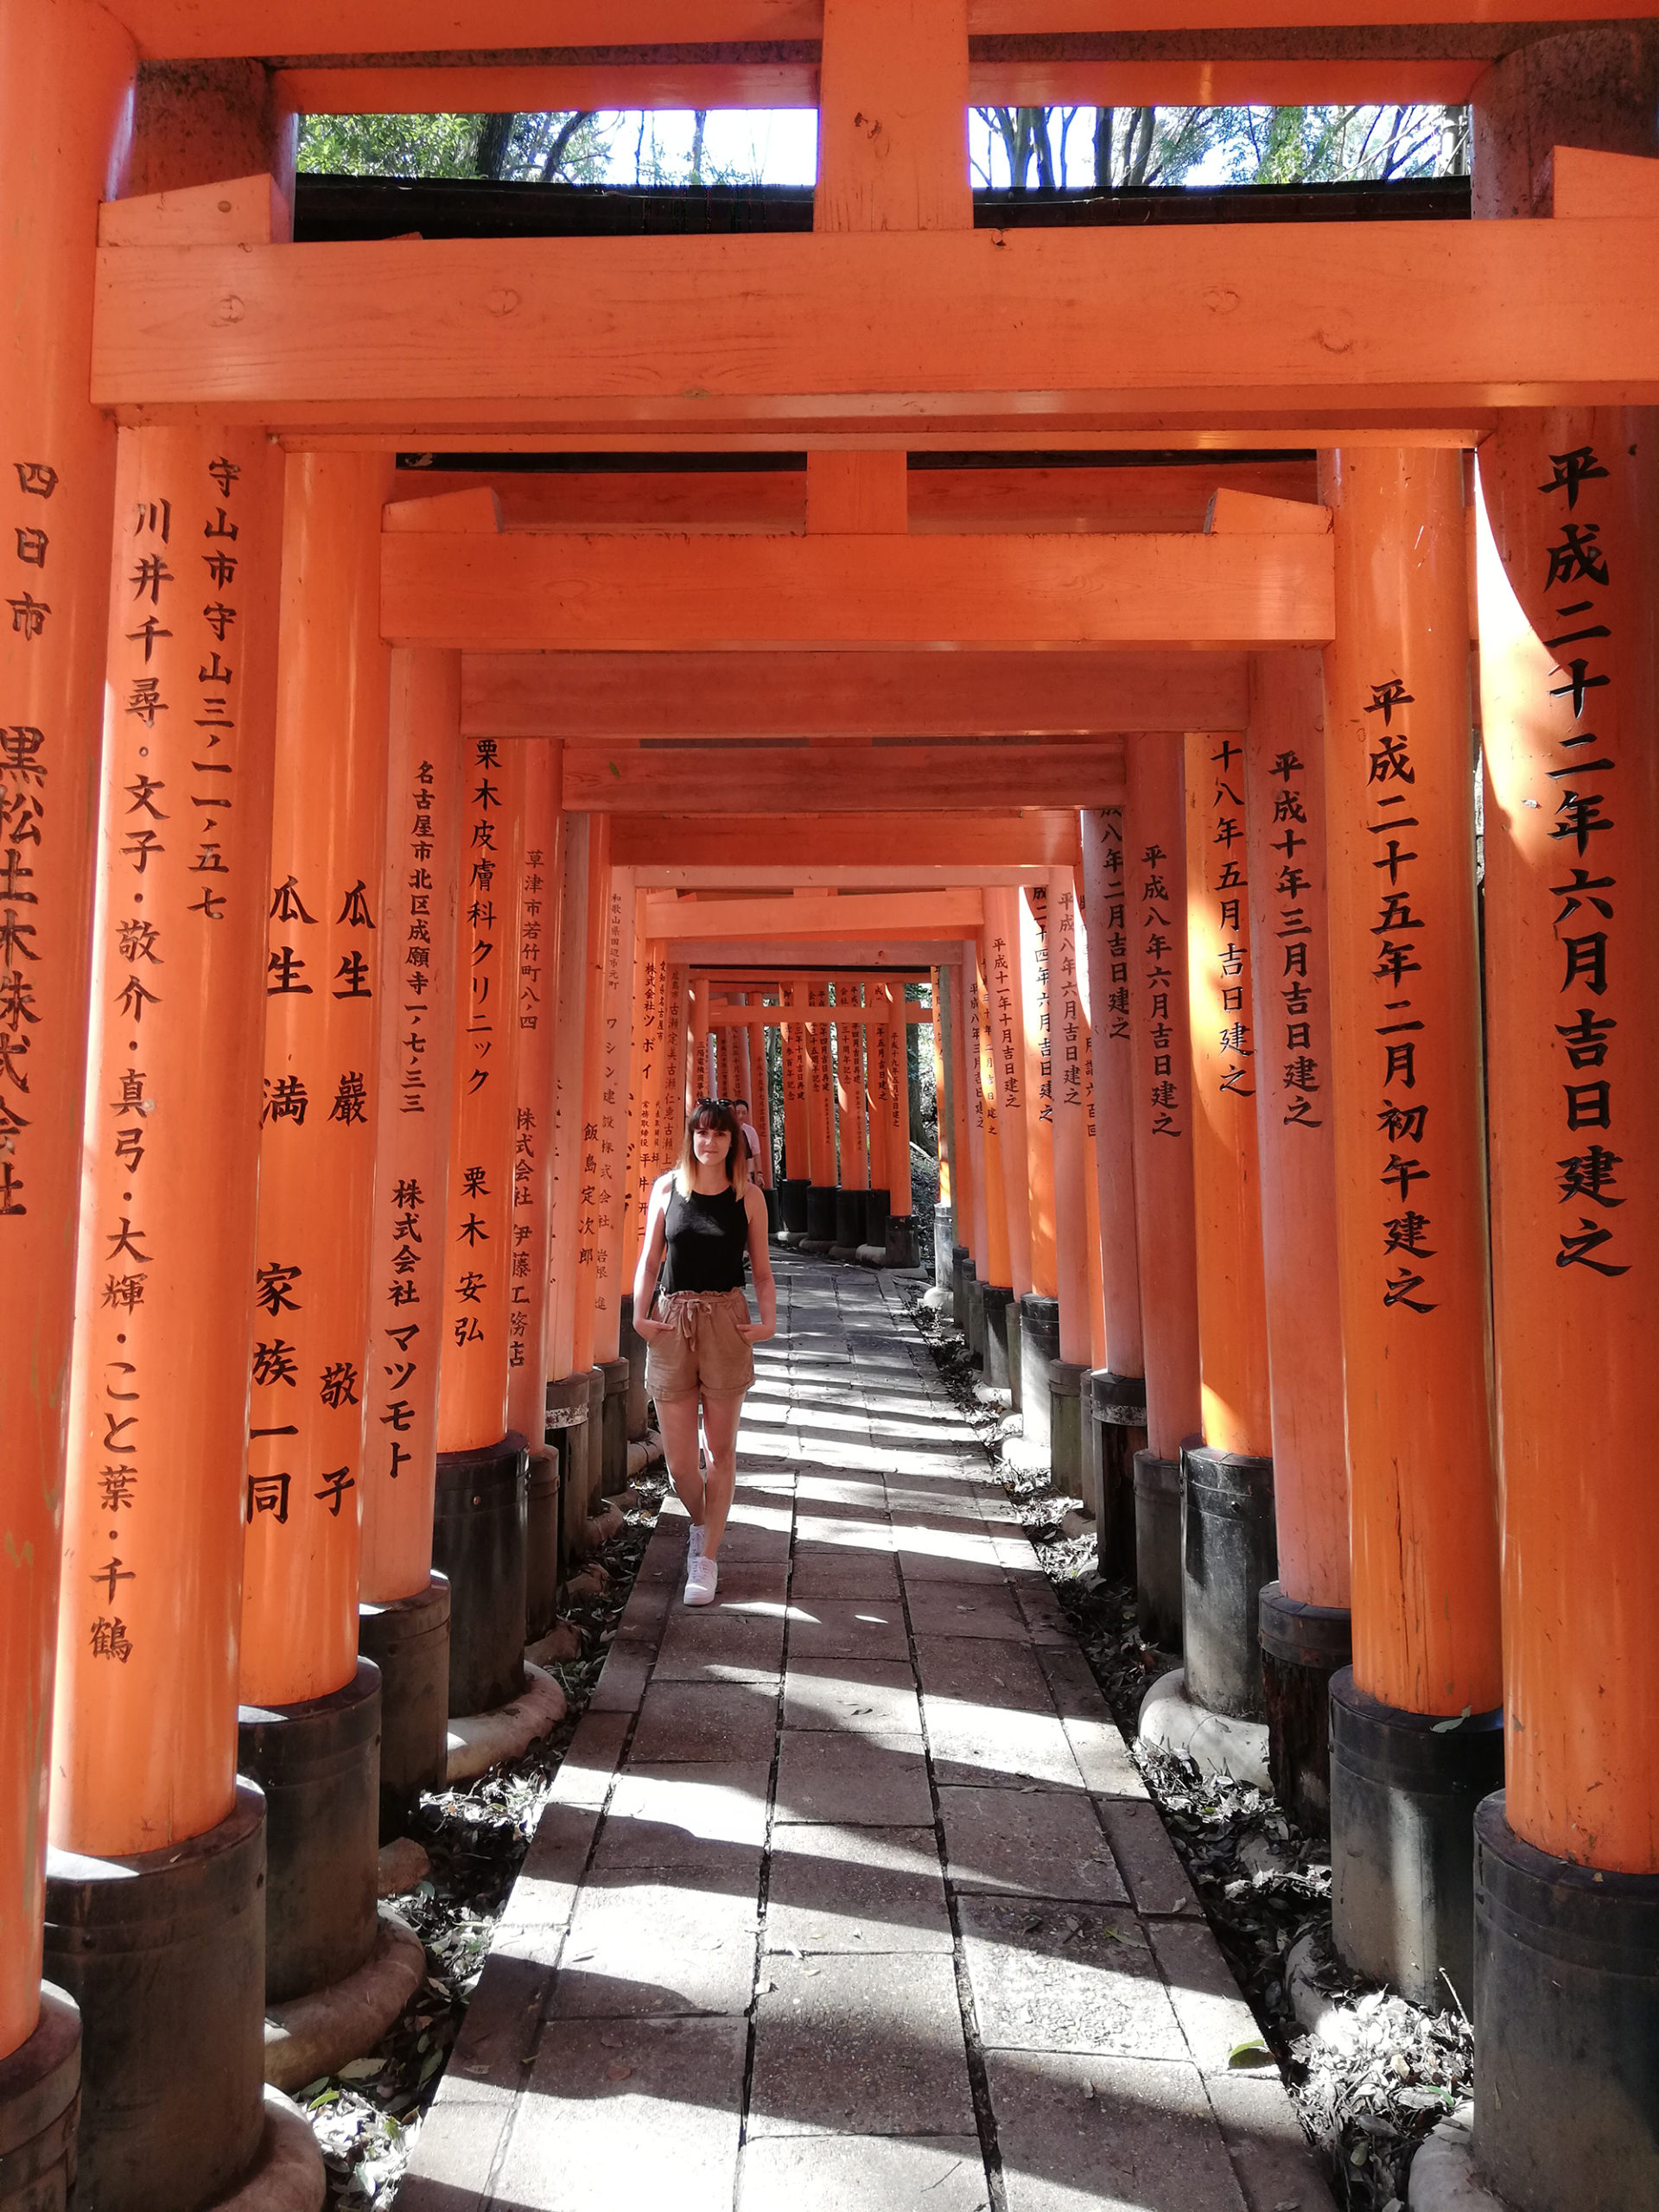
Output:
[
  {"xmin": 383, "ymin": 530, "xmax": 1330, "ymax": 652},
  {"xmin": 608, "ymin": 813, "xmax": 1083, "ymax": 865},
  {"xmin": 92, "ymin": 177, "xmax": 1659, "ymax": 441},
  {"xmin": 107, "ymin": 0, "xmax": 1657, "ymax": 60},
  {"xmin": 565, "ymin": 745, "xmax": 1125, "ymax": 813},
  {"xmin": 462, "ymin": 647, "xmax": 1251, "ymax": 740},
  {"xmin": 649, "ymin": 888, "xmax": 985, "ymax": 940},
  {"xmin": 667, "ymin": 938, "xmax": 958, "ymax": 967}
]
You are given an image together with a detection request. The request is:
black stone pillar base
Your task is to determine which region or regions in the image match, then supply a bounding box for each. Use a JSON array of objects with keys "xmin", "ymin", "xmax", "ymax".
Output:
[
  {"xmin": 950, "ymin": 1245, "xmax": 970, "ymax": 1331},
  {"xmin": 358, "ymin": 1573, "xmax": 451, "ymax": 1840},
  {"xmin": 1329, "ymin": 1667, "xmax": 1504, "ymax": 2010},
  {"xmin": 933, "ymin": 1200, "xmax": 955, "ymax": 1288},
  {"xmin": 981, "ymin": 1286, "xmax": 1014, "ymax": 1391},
  {"xmin": 862, "ymin": 1187, "xmax": 890, "ymax": 1252},
  {"xmin": 524, "ymin": 1448, "xmax": 561, "ymax": 1640},
  {"xmin": 431, "ymin": 1433, "xmax": 529, "ymax": 1716},
  {"xmin": 1017, "ymin": 1296, "xmax": 1061, "ymax": 1453},
  {"xmin": 1089, "ymin": 1371, "xmax": 1147, "ymax": 1586},
  {"xmin": 1007, "ymin": 1298, "xmax": 1023, "ymax": 1411},
  {"xmin": 0, "ymin": 1983, "xmax": 78, "ymax": 2212},
  {"xmin": 882, "ymin": 1214, "xmax": 915, "ymax": 1269},
  {"xmin": 801, "ymin": 1185, "xmax": 837, "ymax": 1252},
  {"xmin": 1181, "ymin": 1446, "xmax": 1277, "ymax": 1722},
  {"xmin": 0, "ymin": 1991, "xmax": 78, "ymax": 2212},
  {"xmin": 582, "ymin": 1367, "xmax": 606, "ymax": 1510},
  {"xmin": 1047, "ymin": 1359, "xmax": 1090, "ymax": 1490},
  {"xmin": 238, "ymin": 1667, "xmax": 379, "ymax": 2004},
  {"xmin": 620, "ymin": 1294, "xmax": 649, "ymax": 1440},
  {"xmin": 763, "ymin": 1184, "xmax": 780, "ymax": 1238},
  {"xmin": 1474, "ymin": 1791, "xmax": 1659, "ymax": 2212},
  {"xmin": 1258, "ymin": 1584, "xmax": 1351, "ymax": 1837},
  {"xmin": 965, "ymin": 1273, "xmax": 986, "ymax": 1362},
  {"xmin": 44, "ymin": 1786, "xmax": 268, "ymax": 2212},
  {"xmin": 545, "ymin": 1372, "xmax": 592, "ymax": 1575},
  {"xmin": 1133, "ymin": 1449, "xmax": 1183, "ymax": 1651},
  {"xmin": 600, "ymin": 1357, "xmax": 631, "ymax": 1494},
  {"xmin": 830, "ymin": 1187, "xmax": 864, "ymax": 1257},
  {"xmin": 779, "ymin": 1176, "xmax": 810, "ymax": 1238}
]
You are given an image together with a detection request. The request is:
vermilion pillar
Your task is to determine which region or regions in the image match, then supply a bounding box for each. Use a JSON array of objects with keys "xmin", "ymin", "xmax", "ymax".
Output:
[
  {"xmin": 779, "ymin": 981, "xmax": 810, "ymax": 1233},
  {"xmin": 434, "ymin": 735, "xmax": 528, "ymax": 1718},
  {"xmin": 593, "ymin": 865, "xmax": 636, "ymax": 1494},
  {"xmin": 0, "ymin": 0, "xmax": 132, "ymax": 2114},
  {"xmin": 803, "ymin": 980, "xmax": 836, "ymax": 1249},
  {"xmin": 1046, "ymin": 869, "xmax": 1095, "ymax": 1489},
  {"xmin": 1245, "ymin": 652, "xmax": 1352, "ymax": 1829},
  {"xmin": 1012, "ymin": 883, "xmax": 1061, "ymax": 1458},
  {"xmin": 51, "ymin": 426, "xmax": 282, "ymax": 2208},
  {"xmin": 358, "ymin": 653, "xmax": 463, "ymax": 1828},
  {"xmin": 745, "ymin": 991, "xmax": 773, "ymax": 1188},
  {"xmin": 947, "ymin": 954, "xmax": 978, "ymax": 1319},
  {"xmin": 831, "ymin": 978, "xmax": 866, "ymax": 1255},
  {"xmin": 512, "ymin": 742, "xmax": 563, "ymax": 1639},
  {"xmin": 622, "ymin": 905, "xmax": 655, "ymax": 1285},
  {"xmin": 546, "ymin": 814, "xmax": 596, "ymax": 1558},
  {"xmin": 982, "ymin": 887, "xmax": 1034, "ymax": 1326},
  {"xmin": 1321, "ymin": 447, "xmax": 1503, "ymax": 2007},
  {"xmin": 238, "ymin": 451, "xmax": 393, "ymax": 2006},
  {"xmin": 1473, "ymin": 404, "xmax": 1659, "ymax": 2207},
  {"xmin": 971, "ymin": 939, "xmax": 1014, "ymax": 1389},
  {"xmin": 1124, "ymin": 734, "xmax": 1203, "ymax": 1648},
  {"xmin": 866, "ymin": 991, "xmax": 890, "ymax": 1248},
  {"xmin": 569, "ymin": 817, "xmax": 613, "ymax": 1512},
  {"xmin": 882, "ymin": 984, "xmax": 913, "ymax": 1263},
  {"xmin": 1178, "ymin": 728, "xmax": 1276, "ymax": 1735},
  {"xmin": 1078, "ymin": 807, "xmax": 1147, "ymax": 1583}
]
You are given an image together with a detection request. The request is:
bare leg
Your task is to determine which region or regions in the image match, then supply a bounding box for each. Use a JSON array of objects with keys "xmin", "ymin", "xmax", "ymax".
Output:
[
  {"xmin": 656, "ymin": 1395, "xmax": 706, "ymax": 1529},
  {"xmin": 698, "ymin": 1391, "xmax": 746, "ymax": 1560}
]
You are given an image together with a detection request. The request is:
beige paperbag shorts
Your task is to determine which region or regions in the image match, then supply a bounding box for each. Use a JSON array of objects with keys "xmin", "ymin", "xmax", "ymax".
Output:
[{"xmin": 645, "ymin": 1289, "xmax": 755, "ymax": 1405}]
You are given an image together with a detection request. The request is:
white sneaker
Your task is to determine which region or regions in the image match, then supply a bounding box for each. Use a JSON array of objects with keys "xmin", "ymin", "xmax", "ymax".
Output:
[
  {"xmin": 687, "ymin": 1522, "xmax": 706, "ymax": 1562},
  {"xmin": 683, "ymin": 1556, "xmax": 719, "ymax": 1606}
]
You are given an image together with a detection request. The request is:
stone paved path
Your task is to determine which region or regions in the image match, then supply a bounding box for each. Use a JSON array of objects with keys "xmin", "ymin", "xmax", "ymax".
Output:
[{"xmin": 401, "ymin": 1258, "xmax": 1332, "ymax": 2212}]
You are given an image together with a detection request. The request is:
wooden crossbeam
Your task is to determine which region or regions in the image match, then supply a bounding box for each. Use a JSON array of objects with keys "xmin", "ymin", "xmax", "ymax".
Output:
[
  {"xmin": 609, "ymin": 812, "xmax": 1082, "ymax": 865},
  {"xmin": 707, "ymin": 1000, "xmax": 934, "ymax": 1026},
  {"xmin": 563, "ymin": 743, "xmax": 1125, "ymax": 813},
  {"xmin": 639, "ymin": 866, "xmax": 1053, "ymax": 887},
  {"xmin": 647, "ymin": 888, "xmax": 983, "ymax": 940},
  {"xmin": 111, "ymin": 0, "xmax": 1657, "ymax": 60},
  {"xmin": 462, "ymin": 647, "xmax": 1249, "ymax": 739},
  {"xmin": 93, "ymin": 219, "xmax": 1659, "ymax": 439},
  {"xmin": 670, "ymin": 938, "xmax": 961, "ymax": 965},
  {"xmin": 385, "ymin": 533, "xmax": 1328, "ymax": 652}
]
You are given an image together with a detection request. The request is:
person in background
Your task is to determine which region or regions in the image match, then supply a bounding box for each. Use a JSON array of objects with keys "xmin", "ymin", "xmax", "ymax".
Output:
[
  {"xmin": 731, "ymin": 1096, "xmax": 763, "ymax": 1179},
  {"xmin": 631, "ymin": 1098, "xmax": 776, "ymax": 1605}
]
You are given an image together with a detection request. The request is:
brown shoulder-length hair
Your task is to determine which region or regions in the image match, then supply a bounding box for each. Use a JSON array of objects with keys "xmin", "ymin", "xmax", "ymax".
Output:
[{"xmin": 675, "ymin": 1097, "xmax": 748, "ymax": 1198}]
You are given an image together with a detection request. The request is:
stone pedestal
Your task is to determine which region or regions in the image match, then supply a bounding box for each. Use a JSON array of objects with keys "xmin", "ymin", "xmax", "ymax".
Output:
[
  {"xmin": 619, "ymin": 1293, "xmax": 649, "ymax": 1439},
  {"xmin": 965, "ymin": 1274, "xmax": 986, "ymax": 1362},
  {"xmin": 524, "ymin": 1450, "xmax": 562, "ymax": 1639},
  {"xmin": 882, "ymin": 1214, "xmax": 915, "ymax": 1269},
  {"xmin": 1473, "ymin": 1791, "xmax": 1659, "ymax": 2212},
  {"xmin": 1258, "ymin": 1584, "xmax": 1351, "ymax": 1837},
  {"xmin": 950, "ymin": 1245, "xmax": 970, "ymax": 1331},
  {"xmin": 1330, "ymin": 1668, "xmax": 1504, "ymax": 2011},
  {"xmin": 1007, "ymin": 1298, "xmax": 1023, "ymax": 1412},
  {"xmin": 600, "ymin": 1358, "xmax": 631, "ymax": 1494},
  {"xmin": 1181, "ymin": 1446, "xmax": 1276, "ymax": 1723},
  {"xmin": 981, "ymin": 1286, "xmax": 1014, "ymax": 1392},
  {"xmin": 238, "ymin": 1670, "xmax": 380, "ymax": 2005},
  {"xmin": 1088, "ymin": 1371, "xmax": 1147, "ymax": 1586},
  {"xmin": 802, "ymin": 1185, "xmax": 837, "ymax": 1253},
  {"xmin": 545, "ymin": 1373, "xmax": 592, "ymax": 1574},
  {"xmin": 358, "ymin": 1574, "xmax": 451, "ymax": 1840},
  {"xmin": 431, "ymin": 1435, "xmax": 529, "ymax": 1716},
  {"xmin": 830, "ymin": 1188, "xmax": 863, "ymax": 1259},
  {"xmin": 932, "ymin": 1200, "xmax": 954, "ymax": 1288},
  {"xmin": 1132, "ymin": 1450, "xmax": 1182, "ymax": 1650},
  {"xmin": 862, "ymin": 1186, "xmax": 890, "ymax": 1253},
  {"xmin": 44, "ymin": 1788, "xmax": 269, "ymax": 2212},
  {"xmin": 1016, "ymin": 1296, "xmax": 1061, "ymax": 1455},
  {"xmin": 1047, "ymin": 1359, "xmax": 1090, "ymax": 1491},
  {"xmin": 0, "ymin": 1985, "xmax": 79, "ymax": 2212},
  {"xmin": 779, "ymin": 1176, "xmax": 810, "ymax": 1238}
]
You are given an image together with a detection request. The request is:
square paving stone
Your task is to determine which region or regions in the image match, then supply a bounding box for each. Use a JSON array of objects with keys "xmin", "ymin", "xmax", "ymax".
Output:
[
  {"xmin": 956, "ymin": 1896, "xmax": 1188, "ymax": 2060},
  {"xmin": 923, "ymin": 1690, "xmax": 1084, "ymax": 1792},
  {"xmin": 790, "ymin": 1552, "xmax": 904, "ymax": 1600},
  {"xmin": 737, "ymin": 2134, "xmax": 988, "ymax": 2212},
  {"xmin": 785, "ymin": 1597, "xmax": 911, "ymax": 1662},
  {"xmin": 775, "ymin": 1730, "xmax": 933, "ymax": 1826},
  {"xmin": 601, "ymin": 1761, "xmax": 771, "ymax": 1860},
  {"xmin": 1096, "ymin": 1800, "xmax": 1205, "ymax": 1918},
  {"xmin": 748, "ymin": 1953, "xmax": 976, "ymax": 2139},
  {"xmin": 497, "ymin": 2016, "xmax": 747, "ymax": 2212},
  {"xmin": 705, "ymin": 1560, "xmax": 791, "ymax": 1605},
  {"xmin": 1148, "ymin": 1922, "xmax": 1269, "ymax": 2076},
  {"xmin": 1062, "ymin": 1715, "xmax": 1149, "ymax": 1800},
  {"xmin": 631, "ymin": 1679, "xmax": 781, "ymax": 1764},
  {"xmin": 793, "ymin": 1514, "xmax": 897, "ymax": 1557},
  {"xmin": 913, "ymin": 1635, "xmax": 1056, "ymax": 1714},
  {"xmin": 1013, "ymin": 1579, "xmax": 1076, "ymax": 1648},
  {"xmin": 493, "ymin": 1802, "xmax": 599, "ymax": 1957},
  {"xmin": 551, "ymin": 1869, "xmax": 760, "ymax": 2019},
  {"xmin": 652, "ymin": 1607, "xmax": 788, "ymax": 1681},
  {"xmin": 906, "ymin": 1586, "xmax": 1032, "ymax": 1643},
  {"xmin": 1038, "ymin": 1646, "xmax": 1116, "ymax": 1724},
  {"xmin": 546, "ymin": 1711, "xmax": 632, "ymax": 1810},
  {"xmin": 985, "ymin": 2051, "xmax": 1249, "ymax": 2212},
  {"xmin": 1200, "ymin": 2070, "xmax": 1338, "ymax": 2212},
  {"xmin": 588, "ymin": 1646, "xmax": 652, "ymax": 1713},
  {"xmin": 783, "ymin": 1660, "xmax": 922, "ymax": 1736},
  {"xmin": 937, "ymin": 1784, "xmax": 1128, "ymax": 1905},
  {"xmin": 898, "ymin": 1545, "xmax": 1010, "ymax": 1589},
  {"xmin": 766, "ymin": 1824, "xmax": 954, "ymax": 1956}
]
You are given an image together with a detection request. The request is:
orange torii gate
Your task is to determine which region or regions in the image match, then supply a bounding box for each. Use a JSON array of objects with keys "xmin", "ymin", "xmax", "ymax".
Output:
[{"xmin": 3, "ymin": 7, "xmax": 1658, "ymax": 2211}]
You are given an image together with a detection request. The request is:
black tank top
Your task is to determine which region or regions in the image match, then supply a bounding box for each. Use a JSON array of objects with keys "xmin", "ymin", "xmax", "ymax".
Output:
[{"xmin": 660, "ymin": 1182, "xmax": 749, "ymax": 1294}]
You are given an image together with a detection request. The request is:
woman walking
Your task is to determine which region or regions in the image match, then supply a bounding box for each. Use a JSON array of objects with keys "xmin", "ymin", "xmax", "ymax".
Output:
[{"xmin": 632, "ymin": 1097, "xmax": 776, "ymax": 1605}]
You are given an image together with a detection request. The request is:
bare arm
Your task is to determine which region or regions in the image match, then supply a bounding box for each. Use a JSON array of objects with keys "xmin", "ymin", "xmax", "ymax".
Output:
[
  {"xmin": 632, "ymin": 1175, "xmax": 673, "ymax": 1337},
  {"xmin": 740, "ymin": 1185, "xmax": 777, "ymax": 1341}
]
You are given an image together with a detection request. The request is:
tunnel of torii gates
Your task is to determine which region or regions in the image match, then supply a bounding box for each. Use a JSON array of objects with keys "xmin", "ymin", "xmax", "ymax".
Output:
[{"xmin": 2, "ymin": 2, "xmax": 1659, "ymax": 2209}]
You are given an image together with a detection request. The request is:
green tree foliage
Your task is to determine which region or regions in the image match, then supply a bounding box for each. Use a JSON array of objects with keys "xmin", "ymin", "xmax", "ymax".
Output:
[
  {"xmin": 297, "ymin": 110, "xmax": 612, "ymax": 181},
  {"xmin": 971, "ymin": 102, "xmax": 1467, "ymax": 189}
]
